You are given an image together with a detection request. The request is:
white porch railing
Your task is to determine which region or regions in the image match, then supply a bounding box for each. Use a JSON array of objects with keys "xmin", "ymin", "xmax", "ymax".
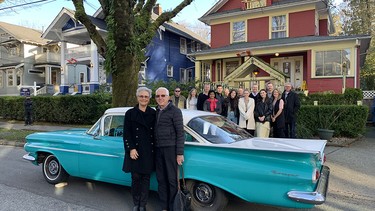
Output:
[
  {"xmin": 66, "ymin": 45, "xmax": 91, "ymax": 60},
  {"xmin": 35, "ymin": 86, "xmax": 47, "ymax": 95}
]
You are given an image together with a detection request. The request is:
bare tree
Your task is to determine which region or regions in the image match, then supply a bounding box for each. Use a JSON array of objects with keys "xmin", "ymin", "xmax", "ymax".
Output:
[{"xmin": 72, "ymin": 0, "xmax": 193, "ymax": 106}]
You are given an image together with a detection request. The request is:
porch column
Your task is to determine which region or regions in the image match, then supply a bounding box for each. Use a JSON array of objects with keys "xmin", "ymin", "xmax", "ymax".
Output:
[
  {"xmin": 45, "ymin": 66, "xmax": 51, "ymax": 84},
  {"xmin": 195, "ymin": 61, "xmax": 201, "ymax": 83},
  {"xmin": 59, "ymin": 41, "xmax": 69, "ymax": 94},
  {"xmin": 89, "ymin": 40, "xmax": 99, "ymax": 93}
]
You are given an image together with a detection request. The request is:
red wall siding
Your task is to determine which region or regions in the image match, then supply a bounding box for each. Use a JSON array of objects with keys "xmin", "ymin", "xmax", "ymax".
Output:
[
  {"xmin": 248, "ymin": 17, "xmax": 269, "ymax": 42},
  {"xmin": 218, "ymin": 0, "xmax": 243, "ymax": 12},
  {"xmin": 308, "ymin": 78, "xmax": 354, "ymax": 94},
  {"xmin": 319, "ymin": 19, "xmax": 328, "ymax": 36},
  {"xmin": 211, "ymin": 23, "xmax": 231, "ymax": 48},
  {"xmin": 289, "ymin": 10, "xmax": 315, "ymax": 37}
]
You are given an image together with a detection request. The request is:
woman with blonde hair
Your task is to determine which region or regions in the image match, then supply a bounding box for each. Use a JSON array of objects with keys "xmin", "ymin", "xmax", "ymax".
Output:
[
  {"xmin": 238, "ymin": 89, "xmax": 255, "ymax": 136},
  {"xmin": 186, "ymin": 88, "xmax": 198, "ymax": 110},
  {"xmin": 271, "ymin": 89, "xmax": 285, "ymax": 137}
]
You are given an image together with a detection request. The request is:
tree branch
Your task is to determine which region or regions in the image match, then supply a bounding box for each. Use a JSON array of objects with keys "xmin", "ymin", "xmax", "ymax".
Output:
[
  {"xmin": 134, "ymin": 0, "xmax": 145, "ymax": 14},
  {"xmin": 72, "ymin": 0, "xmax": 107, "ymax": 58},
  {"xmin": 152, "ymin": 0, "xmax": 194, "ymax": 30}
]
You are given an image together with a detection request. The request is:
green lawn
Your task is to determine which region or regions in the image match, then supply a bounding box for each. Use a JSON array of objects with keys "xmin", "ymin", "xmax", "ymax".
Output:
[{"xmin": 0, "ymin": 128, "xmax": 38, "ymax": 142}]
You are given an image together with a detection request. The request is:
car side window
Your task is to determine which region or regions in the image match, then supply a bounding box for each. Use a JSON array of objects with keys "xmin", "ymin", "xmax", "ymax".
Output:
[
  {"xmin": 184, "ymin": 132, "xmax": 198, "ymax": 143},
  {"xmin": 103, "ymin": 115, "xmax": 125, "ymax": 137}
]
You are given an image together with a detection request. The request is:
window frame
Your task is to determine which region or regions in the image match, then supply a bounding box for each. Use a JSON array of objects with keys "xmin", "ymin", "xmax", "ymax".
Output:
[
  {"xmin": 6, "ymin": 69, "xmax": 16, "ymax": 87},
  {"xmin": 313, "ymin": 49, "xmax": 352, "ymax": 78},
  {"xmin": 231, "ymin": 20, "xmax": 246, "ymax": 43},
  {"xmin": 167, "ymin": 65, "xmax": 173, "ymax": 77},
  {"xmin": 180, "ymin": 37, "xmax": 187, "ymax": 54},
  {"xmin": 270, "ymin": 15, "xmax": 287, "ymax": 39},
  {"xmin": 0, "ymin": 71, "xmax": 3, "ymax": 88}
]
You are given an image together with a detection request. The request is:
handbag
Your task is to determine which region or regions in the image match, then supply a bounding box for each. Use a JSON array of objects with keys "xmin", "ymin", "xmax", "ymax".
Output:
[{"xmin": 173, "ymin": 165, "xmax": 191, "ymax": 211}]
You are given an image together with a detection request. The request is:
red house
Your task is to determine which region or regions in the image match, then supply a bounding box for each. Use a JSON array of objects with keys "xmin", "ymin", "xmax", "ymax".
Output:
[{"xmin": 192, "ymin": 0, "xmax": 371, "ymax": 93}]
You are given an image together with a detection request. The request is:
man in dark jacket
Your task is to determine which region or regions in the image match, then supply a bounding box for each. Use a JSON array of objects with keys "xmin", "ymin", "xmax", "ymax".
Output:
[
  {"xmin": 282, "ymin": 82, "xmax": 301, "ymax": 138},
  {"xmin": 154, "ymin": 87, "xmax": 184, "ymax": 211},
  {"xmin": 24, "ymin": 96, "xmax": 33, "ymax": 126}
]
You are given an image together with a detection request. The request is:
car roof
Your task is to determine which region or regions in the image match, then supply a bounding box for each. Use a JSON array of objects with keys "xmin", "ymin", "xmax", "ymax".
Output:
[{"xmin": 105, "ymin": 107, "xmax": 218, "ymax": 125}]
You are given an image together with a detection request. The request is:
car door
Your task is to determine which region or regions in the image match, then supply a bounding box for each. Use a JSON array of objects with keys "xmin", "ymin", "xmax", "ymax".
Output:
[{"xmin": 78, "ymin": 114, "xmax": 131, "ymax": 186}]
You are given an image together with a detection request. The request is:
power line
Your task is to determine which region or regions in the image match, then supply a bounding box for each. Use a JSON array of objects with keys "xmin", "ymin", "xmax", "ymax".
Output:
[{"xmin": 0, "ymin": 0, "xmax": 56, "ymax": 11}]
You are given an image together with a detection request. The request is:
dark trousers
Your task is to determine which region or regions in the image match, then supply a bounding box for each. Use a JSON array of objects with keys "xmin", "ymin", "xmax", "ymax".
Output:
[
  {"xmin": 131, "ymin": 172, "xmax": 151, "ymax": 207},
  {"xmin": 155, "ymin": 146, "xmax": 177, "ymax": 211},
  {"xmin": 284, "ymin": 121, "xmax": 296, "ymax": 138},
  {"xmin": 273, "ymin": 127, "xmax": 285, "ymax": 138},
  {"xmin": 25, "ymin": 110, "xmax": 32, "ymax": 125}
]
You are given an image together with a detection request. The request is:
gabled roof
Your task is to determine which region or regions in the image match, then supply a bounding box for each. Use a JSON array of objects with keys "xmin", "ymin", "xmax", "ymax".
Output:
[
  {"xmin": 200, "ymin": 0, "xmax": 328, "ymax": 25},
  {"xmin": 0, "ymin": 21, "xmax": 50, "ymax": 45},
  {"xmin": 191, "ymin": 35, "xmax": 371, "ymax": 67},
  {"xmin": 163, "ymin": 21, "xmax": 210, "ymax": 46}
]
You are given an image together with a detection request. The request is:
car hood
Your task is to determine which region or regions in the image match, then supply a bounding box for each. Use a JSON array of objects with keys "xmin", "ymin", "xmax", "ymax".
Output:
[{"xmin": 216, "ymin": 137, "xmax": 327, "ymax": 154}]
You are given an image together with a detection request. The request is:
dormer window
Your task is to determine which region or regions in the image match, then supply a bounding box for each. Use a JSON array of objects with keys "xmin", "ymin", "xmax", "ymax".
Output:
[
  {"xmin": 232, "ymin": 21, "xmax": 246, "ymax": 43},
  {"xmin": 271, "ymin": 15, "xmax": 287, "ymax": 39}
]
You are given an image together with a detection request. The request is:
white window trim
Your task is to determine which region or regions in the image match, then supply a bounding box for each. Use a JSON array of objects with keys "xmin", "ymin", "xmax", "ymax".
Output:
[
  {"xmin": 269, "ymin": 14, "xmax": 288, "ymax": 39},
  {"xmin": 79, "ymin": 72, "xmax": 86, "ymax": 83},
  {"xmin": 6, "ymin": 69, "xmax": 16, "ymax": 87},
  {"xmin": 180, "ymin": 38, "xmax": 187, "ymax": 54},
  {"xmin": 0, "ymin": 72, "xmax": 3, "ymax": 88},
  {"xmin": 231, "ymin": 20, "xmax": 247, "ymax": 43},
  {"xmin": 311, "ymin": 48, "xmax": 354, "ymax": 78},
  {"xmin": 167, "ymin": 65, "xmax": 173, "ymax": 77}
]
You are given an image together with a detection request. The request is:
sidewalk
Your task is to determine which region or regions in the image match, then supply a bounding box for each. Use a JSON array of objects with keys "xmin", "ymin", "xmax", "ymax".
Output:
[{"xmin": 0, "ymin": 121, "xmax": 76, "ymax": 132}]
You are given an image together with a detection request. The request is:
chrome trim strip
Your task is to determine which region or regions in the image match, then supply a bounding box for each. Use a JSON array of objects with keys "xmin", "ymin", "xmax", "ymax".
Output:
[
  {"xmin": 27, "ymin": 145, "xmax": 120, "ymax": 158},
  {"xmin": 287, "ymin": 165, "xmax": 330, "ymax": 205},
  {"xmin": 23, "ymin": 153, "xmax": 36, "ymax": 162}
]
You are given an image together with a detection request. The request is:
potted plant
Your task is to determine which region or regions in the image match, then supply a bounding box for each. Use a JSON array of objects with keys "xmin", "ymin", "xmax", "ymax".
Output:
[{"xmin": 317, "ymin": 106, "xmax": 343, "ymax": 141}]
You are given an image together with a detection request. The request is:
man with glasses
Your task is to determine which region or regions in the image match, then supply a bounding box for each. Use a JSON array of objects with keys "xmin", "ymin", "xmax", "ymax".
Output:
[
  {"xmin": 154, "ymin": 87, "xmax": 184, "ymax": 211},
  {"xmin": 170, "ymin": 87, "xmax": 186, "ymax": 109}
]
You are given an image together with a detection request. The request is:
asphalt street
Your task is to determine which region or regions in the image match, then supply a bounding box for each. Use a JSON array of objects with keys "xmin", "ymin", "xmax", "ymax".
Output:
[{"xmin": 0, "ymin": 123, "xmax": 374, "ymax": 210}]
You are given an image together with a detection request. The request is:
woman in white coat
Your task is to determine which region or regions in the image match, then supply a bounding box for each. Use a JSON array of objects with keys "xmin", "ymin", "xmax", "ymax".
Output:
[{"xmin": 238, "ymin": 89, "xmax": 256, "ymax": 136}]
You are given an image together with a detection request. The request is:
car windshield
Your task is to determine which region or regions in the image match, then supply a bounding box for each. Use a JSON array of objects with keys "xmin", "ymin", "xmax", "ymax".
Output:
[
  {"xmin": 187, "ymin": 115, "xmax": 252, "ymax": 144},
  {"xmin": 87, "ymin": 118, "xmax": 100, "ymax": 136}
]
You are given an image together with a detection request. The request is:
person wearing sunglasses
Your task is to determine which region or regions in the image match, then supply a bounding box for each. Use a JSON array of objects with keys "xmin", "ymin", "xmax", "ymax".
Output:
[
  {"xmin": 154, "ymin": 87, "xmax": 184, "ymax": 211},
  {"xmin": 170, "ymin": 87, "xmax": 186, "ymax": 109},
  {"xmin": 123, "ymin": 87, "xmax": 156, "ymax": 211}
]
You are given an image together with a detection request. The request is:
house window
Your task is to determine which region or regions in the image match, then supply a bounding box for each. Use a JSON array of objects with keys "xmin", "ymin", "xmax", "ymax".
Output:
[
  {"xmin": 6, "ymin": 69, "xmax": 15, "ymax": 87},
  {"xmin": 180, "ymin": 68, "xmax": 193, "ymax": 84},
  {"xmin": 197, "ymin": 43, "xmax": 201, "ymax": 51},
  {"xmin": 201, "ymin": 63, "xmax": 211, "ymax": 82},
  {"xmin": 167, "ymin": 65, "xmax": 173, "ymax": 77},
  {"xmin": 232, "ymin": 21, "xmax": 245, "ymax": 42},
  {"xmin": 191, "ymin": 41, "xmax": 196, "ymax": 52},
  {"xmin": 180, "ymin": 38, "xmax": 187, "ymax": 54},
  {"xmin": 80, "ymin": 72, "xmax": 85, "ymax": 83},
  {"xmin": 139, "ymin": 63, "xmax": 146, "ymax": 86},
  {"xmin": 271, "ymin": 15, "xmax": 287, "ymax": 39},
  {"xmin": 315, "ymin": 49, "xmax": 351, "ymax": 77}
]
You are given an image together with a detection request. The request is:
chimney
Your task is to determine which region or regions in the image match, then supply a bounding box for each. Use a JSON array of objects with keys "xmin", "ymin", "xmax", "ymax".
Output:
[{"xmin": 153, "ymin": 4, "xmax": 162, "ymax": 16}]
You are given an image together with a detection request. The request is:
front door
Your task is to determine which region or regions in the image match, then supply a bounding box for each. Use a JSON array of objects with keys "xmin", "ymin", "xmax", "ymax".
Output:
[{"xmin": 271, "ymin": 57, "xmax": 303, "ymax": 90}]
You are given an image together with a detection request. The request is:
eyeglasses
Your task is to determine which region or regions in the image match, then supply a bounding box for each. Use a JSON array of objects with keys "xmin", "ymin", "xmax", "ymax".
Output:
[
  {"xmin": 138, "ymin": 95, "xmax": 149, "ymax": 99},
  {"xmin": 155, "ymin": 94, "xmax": 166, "ymax": 98},
  {"xmin": 175, "ymin": 90, "xmax": 181, "ymax": 92}
]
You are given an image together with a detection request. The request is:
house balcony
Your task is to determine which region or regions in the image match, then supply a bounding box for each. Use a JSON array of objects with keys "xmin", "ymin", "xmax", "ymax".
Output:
[
  {"xmin": 0, "ymin": 55, "xmax": 24, "ymax": 66},
  {"xmin": 66, "ymin": 45, "xmax": 91, "ymax": 60},
  {"xmin": 35, "ymin": 52, "xmax": 60, "ymax": 64}
]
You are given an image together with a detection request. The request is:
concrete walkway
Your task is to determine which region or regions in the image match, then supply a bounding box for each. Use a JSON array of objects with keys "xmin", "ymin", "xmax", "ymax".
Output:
[{"xmin": 0, "ymin": 120, "xmax": 84, "ymax": 132}]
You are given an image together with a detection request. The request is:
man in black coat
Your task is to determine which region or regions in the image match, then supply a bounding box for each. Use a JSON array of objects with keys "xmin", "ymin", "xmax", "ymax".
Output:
[
  {"xmin": 24, "ymin": 96, "xmax": 33, "ymax": 126},
  {"xmin": 123, "ymin": 87, "xmax": 155, "ymax": 211},
  {"xmin": 281, "ymin": 82, "xmax": 301, "ymax": 138},
  {"xmin": 154, "ymin": 87, "xmax": 184, "ymax": 211},
  {"xmin": 197, "ymin": 83, "xmax": 210, "ymax": 110}
]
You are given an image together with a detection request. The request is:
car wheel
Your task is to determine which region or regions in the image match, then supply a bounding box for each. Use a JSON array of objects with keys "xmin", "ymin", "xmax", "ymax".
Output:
[
  {"xmin": 42, "ymin": 154, "xmax": 69, "ymax": 184},
  {"xmin": 186, "ymin": 180, "xmax": 228, "ymax": 211}
]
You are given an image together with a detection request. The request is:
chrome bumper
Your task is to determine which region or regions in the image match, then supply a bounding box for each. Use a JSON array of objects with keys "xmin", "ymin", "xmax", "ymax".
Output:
[
  {"xmin": 287, "ymin": 165, "xmax": 330, "ymax": 205},
  {"xmin": 23, "ymin": 153, "xmax": 36, "ymax": 162}
]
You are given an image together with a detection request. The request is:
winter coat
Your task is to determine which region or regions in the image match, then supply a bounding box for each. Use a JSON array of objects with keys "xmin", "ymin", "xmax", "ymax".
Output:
[
  {"xmin": 122, "ymin": 106, "xmax": 155, "ymax": 174},
  {"xmin": 155, "ymin": 102, "xmax": 185, "ymax": 155},
  {"xmin": 254, "ymin": 98, "xmax": 272, "ymax": 123},
  {"xmin": 238, "ymin": 97, "xmax": 255, "ymax": 130},
  {"xmin": 281, "ymin": 91, "xmax": 301, "ymax": 123}
]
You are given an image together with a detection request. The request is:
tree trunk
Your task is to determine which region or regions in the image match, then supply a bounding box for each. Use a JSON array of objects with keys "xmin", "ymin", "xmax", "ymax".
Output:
[{"xmin": 112, "ymin": 51, "xmax": 139, "ymax": 107}]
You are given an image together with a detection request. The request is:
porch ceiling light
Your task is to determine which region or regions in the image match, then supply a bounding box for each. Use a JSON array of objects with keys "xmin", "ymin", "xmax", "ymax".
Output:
[
  {"xmin": 275, "ymin": 53, "xmax": 279, "ymax": 57},
  {"xmin": 253, "ymin": 69, "xmax": 260, "ymax": 76}
]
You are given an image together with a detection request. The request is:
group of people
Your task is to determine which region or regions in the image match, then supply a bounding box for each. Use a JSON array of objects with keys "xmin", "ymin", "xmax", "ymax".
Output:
[
  {"xmin": 168, "ymin": 82, "xmax": 300, "ymax": 138},
  {"xmin": 123, "ymin": 82, "xmax": 301, "ymax": 211},
  {"xmin": 123, "ymin": 87, "xmax": 184, "ymax": 211}
]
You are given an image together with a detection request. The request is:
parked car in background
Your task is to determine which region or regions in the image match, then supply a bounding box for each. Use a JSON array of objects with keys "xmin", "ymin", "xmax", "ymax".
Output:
[{"xmin": 23, "ymin": 108, "xmax": 330, "ymax": 210}]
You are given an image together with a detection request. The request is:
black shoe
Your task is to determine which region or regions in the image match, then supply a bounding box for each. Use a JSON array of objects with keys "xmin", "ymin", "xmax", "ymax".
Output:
[
  {"xmin": 139, "ymin": 207, "xmax": 146, "ymax": 211},
  {"xmin": 133, "ymin": 205, "xmax": 139, "ymax": 211}
]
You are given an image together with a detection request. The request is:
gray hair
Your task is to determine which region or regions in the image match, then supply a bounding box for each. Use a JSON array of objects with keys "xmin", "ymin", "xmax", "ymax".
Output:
[
  {"xmin": 136, "ymin": 87, "xmax": 152, "ymax": 98},
  {"xmin": 155, "ymin": 87, "xmax": 169, "ymax": 96}
]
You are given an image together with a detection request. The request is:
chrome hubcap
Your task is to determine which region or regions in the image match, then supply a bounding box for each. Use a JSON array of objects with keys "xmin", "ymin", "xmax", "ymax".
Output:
[{"xmin": 194, "ymin": 183, "xmax": 214, "ymax": 205}]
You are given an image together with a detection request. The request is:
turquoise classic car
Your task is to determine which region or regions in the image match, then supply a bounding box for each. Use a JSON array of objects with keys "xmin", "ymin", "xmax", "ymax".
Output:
[{"xmin": 23, "ymin": 107, "xmax": 329, "ymax": 210}]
